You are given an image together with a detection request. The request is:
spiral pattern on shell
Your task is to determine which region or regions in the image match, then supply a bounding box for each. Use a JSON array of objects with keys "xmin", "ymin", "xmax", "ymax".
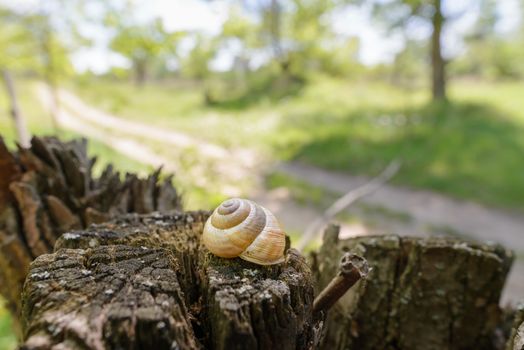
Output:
[{"xmin": 202, "ymin": 198, "xmax": 286, "ymax": 265}]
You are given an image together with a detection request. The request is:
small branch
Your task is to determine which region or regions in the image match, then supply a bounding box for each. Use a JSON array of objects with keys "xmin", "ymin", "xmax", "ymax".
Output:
[
  {"xmin": 312, "ymin": 252, "xmax": 369, "ymax": 317},
  {"xmin": 296, "ymin": 159, "xmax": 401, "ymax": 251},
  {"xmin": 1, "ymin": 69, "xmax": 30, "ymax": 147}
]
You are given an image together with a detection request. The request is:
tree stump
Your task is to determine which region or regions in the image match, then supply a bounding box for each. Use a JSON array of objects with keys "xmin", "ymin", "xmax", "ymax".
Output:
[
  {"xmin": 312, "ymin": 225, "xmax": 514, "ymax": 350},
  {"xmin": 0, "ymin": 136, "xmax": 181, "ymax": 330},
  {"xmin": 507, "ymin": 304, "xmax": 524, "ymax": 350},
  {"xmin": 20, "ymin": 213, "xmax": 317, "ymax": 349}
]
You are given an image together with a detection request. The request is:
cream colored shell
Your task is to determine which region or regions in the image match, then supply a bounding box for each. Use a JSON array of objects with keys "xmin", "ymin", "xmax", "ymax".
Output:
[{"xmin": 202, "ymin": 198, "xmax": 286, "ymax": 265}]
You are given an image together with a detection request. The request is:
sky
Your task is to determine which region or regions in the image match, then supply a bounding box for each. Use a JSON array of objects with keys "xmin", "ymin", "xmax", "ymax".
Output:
[{"xmin": 1, "ymin": 0, "xmax": 522, "ymax": 74}]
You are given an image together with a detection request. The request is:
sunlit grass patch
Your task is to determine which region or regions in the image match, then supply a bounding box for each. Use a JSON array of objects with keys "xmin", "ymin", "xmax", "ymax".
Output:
[
  {"xmin": 286, "ymin": 97, "xmax": 524, "ymax": 210},
  {"xmin": 265, "ymin": 172, "xmax": 332, "ymax": 207}
]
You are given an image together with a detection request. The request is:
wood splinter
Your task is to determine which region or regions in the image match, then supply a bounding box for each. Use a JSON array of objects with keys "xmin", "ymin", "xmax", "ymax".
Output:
[{"xmin": 312, "ymin": 252, "xmax": 369, "ymax": 317}]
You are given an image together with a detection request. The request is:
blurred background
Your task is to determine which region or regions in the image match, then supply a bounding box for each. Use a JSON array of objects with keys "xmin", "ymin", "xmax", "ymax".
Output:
[{"xmin": 1, "ymin": 0, "xmax": 523, "ymax": 347}]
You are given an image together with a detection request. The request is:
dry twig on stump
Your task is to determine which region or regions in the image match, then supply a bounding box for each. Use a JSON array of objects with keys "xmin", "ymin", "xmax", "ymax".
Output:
[{"xmin": 297, "ymin": 160, "xmax": 400, "ymax": 250}]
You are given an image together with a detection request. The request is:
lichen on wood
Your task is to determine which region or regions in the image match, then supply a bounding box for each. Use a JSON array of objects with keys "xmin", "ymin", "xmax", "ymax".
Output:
[
  {"xmin": 22, "ymin": 245, "xmax": 200, "ymax": 349},
  {"xmin": 16, "ymin": 209, "xmax": 520, "ymax": 349},
  {"xmin": 507, "ymin": 304, "xmax": 524, "ymax": 350},
  {"xmin": 312, "ymin": 224, "xmax": 514, "ymax": 350},
  {"xmin": 21, "ymin": 213, "xmax": 317, "ymax": 349}
]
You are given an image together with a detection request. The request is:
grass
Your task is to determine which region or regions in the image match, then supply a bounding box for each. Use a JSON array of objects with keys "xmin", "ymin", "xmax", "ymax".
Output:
[
  {"xmin": 0, "ymin": 299, "xmax": 16, "ymax": 350},
  {"xmin": 72, "ymin": 76, "xmax": 524, "ymax": 210},
  {"xmin": 357, "ymin": 203, "xmax": 412, "ymax": 224},
  {"xmin": 265, "ymin": 172, "xmax": 333, "ymax": 207},
  {"xmin": 290, "ymin": 100, "xmax": 524, "ymax": 210}
]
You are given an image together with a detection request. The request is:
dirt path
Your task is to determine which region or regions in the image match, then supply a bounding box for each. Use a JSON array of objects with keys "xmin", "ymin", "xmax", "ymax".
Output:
[
  {"xmin": 276, "ymin": 162, "xmax": 524, "ymax": 251},
  {"xmin": 35, "ymin": 85, "xmax": 524, "ymax": 303},
  {"xmin": 36, "ymin": 86, "xmax": 177, "ymax": 172},
  {"xmin": 57, "ymin": 89, "xmax": 255, "ymax": 165}
]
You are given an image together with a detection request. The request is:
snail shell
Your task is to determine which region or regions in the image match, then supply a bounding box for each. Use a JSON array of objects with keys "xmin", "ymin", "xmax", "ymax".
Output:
[{"xmin": 202, "ymin": 198, "xmax": 286, "ymax": 265}]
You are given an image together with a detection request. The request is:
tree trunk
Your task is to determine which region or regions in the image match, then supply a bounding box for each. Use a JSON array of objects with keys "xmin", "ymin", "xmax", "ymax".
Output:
[
  {"xmin": 269, "ymin": 0, "xmax": 282, "ymax": 61},
  {"xmin": 134, "ymin": 59, "xmax": 148, "ymax": 87},
  {"xmin": 45, "ymin": 81, "xmax": 61, "ymax": 132},
  {"xmin": 431, "ymin": 0, "xmax": 446, "ymax": 100},
  {"xmin": 20, "ymin": 213, "xmax": 317, "ymax": 349},
  {"xmin": 311, "ymin": 225, "xmax": 514, "ymax": 350},
  {"xmin": 1, "ymin": 69, "xmax": 30, "ymax": 147},
  {"xmin": 40, "ymin": 28, "xmax": 60, "ymax": 132},
  {"xmin": 0, "ymin": 136, "xmax": 182, "ymax": 333}
]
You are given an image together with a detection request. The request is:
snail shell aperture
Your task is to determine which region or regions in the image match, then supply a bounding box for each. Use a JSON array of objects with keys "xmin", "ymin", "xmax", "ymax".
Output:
[{"xmin": 202, "ymin": 198, "xmax": 286, "ymax": 265}]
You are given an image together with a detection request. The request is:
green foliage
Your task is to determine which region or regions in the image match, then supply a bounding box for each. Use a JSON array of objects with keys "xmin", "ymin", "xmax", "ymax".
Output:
[
  {"xmin": 216, "ymin": 0, "xmax": 361, "ymax": 83},
  {"xmin": 180, "ymin": 35, "xmax": 218, "ymax": 80},
  {"xmin": 372, "ymin": 0, "xmax": 434, "ymax": 27},
  {"xmin": 0, "ymin": 5, "xmax": 75, "ymax": 83},
  {"xmin": 205, "ymin": 64, "xmax": 305, "ymax": 108},
  {"xmin": 110, "ymin": 20, "xmax": 172, "ymax": 64},
  {"xmin": 222, "ymin": 6, "xmax": 259, "ymax": 46},
  {"xmin": 110, "ymin": 18, "xmax": 181, "ymax": 84},
  {"xmin": 390, "ymin": 40, "xmax": 427, "ymax": 88},
  {"xmin": 0, "ymin": 9, "xmax": 39, "ymax": 71},
  {"xmin": 453, "ymin": 38, "xmax": 524, "ymax": 80},
  {"xmin": 315, "ymin": 38, "xmax": 361, "ymax": 77},
  {"xmin": 280, "ymin": 0, "xmax": 361, "ymax": 78},
  {"xmin": 451, "ymin": 0, "xmax": 524, "ymax": 80},
  {"xmin": 38, "ymin": 30, "xmax": 75, "ymax": 83}
]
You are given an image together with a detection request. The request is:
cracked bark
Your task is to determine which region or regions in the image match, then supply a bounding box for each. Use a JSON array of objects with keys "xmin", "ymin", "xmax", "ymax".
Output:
[
  {"xmin": 507, "ymin": 305, "xmax": 524, "ymax": 350},
  {"xmin": 311, "ymin": 225, "xmax": 514, "ymax": 350},
  {"xmin": 20, "ymin": 217, "xmax": 517, "ymax": 350},
  {"xmin": 20, "ymin": 213, "xmax": 316, "ymax": 349},
  {"xmin": 0, "ymin": 136, "xmax": 181, "ymax": 331}
]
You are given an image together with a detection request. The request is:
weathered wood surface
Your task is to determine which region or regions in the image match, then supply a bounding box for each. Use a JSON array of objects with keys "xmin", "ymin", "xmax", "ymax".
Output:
[
  {"xmin": 20, "ymin": 213, "xmax": 316, "ymax": 349},
  {"xmin": 507, "ymin": 304, "xmax": 524, "ymax": 350},
  {"xmin": 0, "ymin": 136, "xmax": 181, "ymax": 328},
  {"xmin": 312, "ymin": 225, "xmax": 514, "ymax": 350}
]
